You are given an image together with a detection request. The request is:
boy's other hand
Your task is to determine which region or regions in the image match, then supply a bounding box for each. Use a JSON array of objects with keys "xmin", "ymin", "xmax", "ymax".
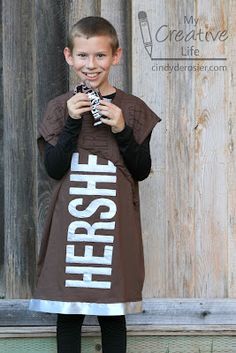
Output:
[
  {"xmin": 67, "ymin": 93, "xmax": 91, "ymax": 119},
  {"xmin": 98, "ymin": 100, "xmax": 125, "ymax": 133}
]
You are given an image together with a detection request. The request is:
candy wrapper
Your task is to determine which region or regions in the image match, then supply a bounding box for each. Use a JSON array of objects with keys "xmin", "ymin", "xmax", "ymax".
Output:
[{"xmin": 74, "ymin": 80, "xmax": 103, "ymax": 126}]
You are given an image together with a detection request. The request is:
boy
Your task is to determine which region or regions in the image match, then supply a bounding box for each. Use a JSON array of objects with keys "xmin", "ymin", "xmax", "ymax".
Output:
[{"xmin": 30, "ymin": 16, "xmax": 161, "ymax": 353}]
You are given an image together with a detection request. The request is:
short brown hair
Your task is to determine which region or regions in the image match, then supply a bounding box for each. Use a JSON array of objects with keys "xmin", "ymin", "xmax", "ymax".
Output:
[{"xmin": 67, "ymin": 16, "xmax": 120, "ymax": 54}]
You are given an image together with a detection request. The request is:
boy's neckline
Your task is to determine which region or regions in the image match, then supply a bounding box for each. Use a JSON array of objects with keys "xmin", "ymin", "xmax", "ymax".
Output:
[
  {"xmin": 69, "ymin": 87, "xmax": 122, "ymax": 103},
  {"xmin": 102, "ymin": 92, "xmax": 116, "ymax": 99},
  {"xmin": 101, "ymin": 86, "xmax": 116, "ymax": 97}
]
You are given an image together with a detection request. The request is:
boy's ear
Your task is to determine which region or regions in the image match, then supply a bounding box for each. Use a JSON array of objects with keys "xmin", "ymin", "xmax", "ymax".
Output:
[
  {"xmin": 64, "ymin": 47, "xmax": 74, "ymax": 66},
  {"xmin": 112, "ymin": 47, "xmax": 122, "ymax": 65}
]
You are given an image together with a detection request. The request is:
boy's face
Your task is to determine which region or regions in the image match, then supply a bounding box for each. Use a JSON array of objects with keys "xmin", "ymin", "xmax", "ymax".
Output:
[{"xmin": 64, "ymin": 35, "xmax": 122, "ymax": 94}]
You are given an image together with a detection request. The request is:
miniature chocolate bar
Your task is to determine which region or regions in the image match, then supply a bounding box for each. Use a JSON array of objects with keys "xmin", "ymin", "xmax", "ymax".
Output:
[{"xmin": 74, "ymin": 81, "xmax": 103, "ymax": 126}]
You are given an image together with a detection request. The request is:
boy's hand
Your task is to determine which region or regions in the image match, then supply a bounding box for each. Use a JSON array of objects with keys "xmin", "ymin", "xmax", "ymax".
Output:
[
  {"xmin": 67, "ymin": 93, "xmax": 91, "ymax": 119},
  {"xmin": 98, "ymin": 100, "xmax": 125, "ymax": 133}
]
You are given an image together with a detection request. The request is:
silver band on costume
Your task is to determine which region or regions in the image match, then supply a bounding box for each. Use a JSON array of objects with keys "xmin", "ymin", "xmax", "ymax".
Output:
[{"xmin": 29, "ymin": 299, "xmax": 142, "ymax": 316}]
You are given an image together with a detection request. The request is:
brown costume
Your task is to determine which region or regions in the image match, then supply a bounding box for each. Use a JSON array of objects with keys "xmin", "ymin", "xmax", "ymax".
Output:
[{"xmin": 29, "ymin": 88, "xmax": 161, "ymax": 315}]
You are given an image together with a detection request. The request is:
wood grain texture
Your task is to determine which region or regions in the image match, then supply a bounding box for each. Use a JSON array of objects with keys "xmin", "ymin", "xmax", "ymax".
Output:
[
  {"xmin": 165, "ymin": 0, "xmax": 196, "ymax": 298},
  {"xmin": 34, "ymin": 0, "xmax": 67, "ymax": 255},
  {"xmin": 227, "ymin": 0, "xmax": 236, "ymax": 297},
  {"xmin": 132, "ymin": 0, "xmax": 233, "ymax": 299},
  {"xmin": 100, "ymin": 0, "xmax": 131, "ymax": 92},
  {"xmin": 2, "ymin": 0, "xmax": 37, "ymax": 298},
  {"xmin": 2, "ymin": 325, "xmax": 236, "ymax": 337},
  {"xmin": 133, "ymin": 0, "xmax": 196, "ymax": 298},
  {"xmin": 2, "ymin": 299, "xmax": 236, "ymax": 327},
  {"xmin": 67, "ymin": 0, "xmax": 101, "ymax": 30},
  {"xmin": 0, "ymin": 0, "xmax": 4, "ymax": 298},
  {"xmin": 132, "ymin": 0, "xmax": 168, "ymax": 298},
  {"xmin": 194, "ymin": 0, "xmax": 228, "ymax": 297}
]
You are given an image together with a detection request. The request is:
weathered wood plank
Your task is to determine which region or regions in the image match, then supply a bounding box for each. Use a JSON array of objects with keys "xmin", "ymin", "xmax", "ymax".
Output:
[
  {"xmin": 228, "ymin": 0, "xmax": 236, "ymax": 297},
  {"xmin": 132, "ymin": 0, "xmax": 233, "ymax": 300},
  {"xmin": 132, "ymin": 0, "xmax": 168, "ymax": 298},
  {"xmin": 34, "ymin": 1, "xmax": 68, "ymax": 257},
  {"xmin": 67, "ymin": 0, "xmax": 101, "ymax": 32},
  {"xmin": 100, "ymin": 0, "xmax": 130, "ymax": 92},
  {"xmin": 0, "ymin": 0, "xmax": 5, "ymax": 299},
  {"xmin": 165, "ymin": 0, "xmax": 196, "ymax": 297},
  {"xmin": 2, "ymin": 0, "xmax": 37, "ymax": 298},
  {"xmin": 1, "ymin": 325, "xmax": 236, "ymax": 338},
  {"xmin": 194, "ymin": 0, "xmax": 228, "ymax": 297},
  {"xmin": 132, "ymin": 0, "xmax": 196, "ymax": 298},
  {"xmin": 2, "ymin": 299, "xmax": 236, "ymax": 327},
  {"xmin": 67, "ymin": 0, "xmax": 101, "ymax": 89}
]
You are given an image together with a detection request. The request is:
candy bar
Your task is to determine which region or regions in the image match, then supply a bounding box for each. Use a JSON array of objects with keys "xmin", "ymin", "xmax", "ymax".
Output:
[{"xmin": 74, "ymin": 81, "xmax": 103, "ymax": 126}]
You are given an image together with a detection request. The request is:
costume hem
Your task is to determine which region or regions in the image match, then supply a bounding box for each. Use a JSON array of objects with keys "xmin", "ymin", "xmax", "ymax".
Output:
[{"xmin": 29, "ymin": 299, "xmax": 143, "ymax": 315}]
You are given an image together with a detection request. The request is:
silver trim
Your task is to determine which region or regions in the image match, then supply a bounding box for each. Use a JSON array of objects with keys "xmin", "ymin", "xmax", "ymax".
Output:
[{"xmin": 29, "ymin": 299, "xmax": 142, "ymax": 315}]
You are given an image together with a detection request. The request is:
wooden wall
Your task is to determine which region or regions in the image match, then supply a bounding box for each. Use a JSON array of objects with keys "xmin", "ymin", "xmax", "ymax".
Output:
[
  {"xmin": 0, "ymin": 0, "xmax": 4, "ymax": 300},
  {"xmin": 0, "ymin": 0, "xmax": 236, "ymax": 320},
  {"xmin": 3, "ymin": 0, "xmax": 37, "ymax": 299},
  {"xmin": 133, "ymin": 0, "xmax": 236, "ymax": 300},
  {"xmin": 0, "ymin": 0, "xmax": 131, "ymax": 299}
]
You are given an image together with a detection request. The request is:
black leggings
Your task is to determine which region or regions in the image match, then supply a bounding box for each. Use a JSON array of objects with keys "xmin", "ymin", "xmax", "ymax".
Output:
[{"xmin": 57, "ymin": 314, "xmax": 127, "ymax": 353}]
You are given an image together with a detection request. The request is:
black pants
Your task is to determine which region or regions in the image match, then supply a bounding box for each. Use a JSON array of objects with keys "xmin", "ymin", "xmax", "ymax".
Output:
[{"xmin": 57, "ymin": 314, "xmax": 127, "ymax": 353}]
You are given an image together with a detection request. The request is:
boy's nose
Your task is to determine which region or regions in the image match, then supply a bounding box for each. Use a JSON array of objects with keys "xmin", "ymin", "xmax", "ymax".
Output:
[{"xmin": 86, "ymin": 56, "xmax": 96, "ymax": 69}]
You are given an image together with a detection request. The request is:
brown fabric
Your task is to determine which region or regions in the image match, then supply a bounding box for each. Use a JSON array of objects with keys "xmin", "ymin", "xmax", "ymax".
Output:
[{"xmin": 34, "ymin": 88, "xmax": 161, "ymax": 305}]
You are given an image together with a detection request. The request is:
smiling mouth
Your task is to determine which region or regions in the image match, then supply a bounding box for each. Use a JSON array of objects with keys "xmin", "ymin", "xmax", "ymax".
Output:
[{"xmin": 83, "ymin": 73, "xmax": 101, "ymax": 78}]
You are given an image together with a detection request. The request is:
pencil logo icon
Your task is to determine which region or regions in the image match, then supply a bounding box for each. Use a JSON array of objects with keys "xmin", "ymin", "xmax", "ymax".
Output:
[{"xmin": 138, "ymin": 11, "xmax": 153, "ymax": 58}]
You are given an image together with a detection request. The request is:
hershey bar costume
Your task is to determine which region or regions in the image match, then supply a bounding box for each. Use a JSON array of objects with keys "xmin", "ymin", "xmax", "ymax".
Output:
[{"xmin": 30, "ymin": 88, "xmax": 161, "ymax": 316}]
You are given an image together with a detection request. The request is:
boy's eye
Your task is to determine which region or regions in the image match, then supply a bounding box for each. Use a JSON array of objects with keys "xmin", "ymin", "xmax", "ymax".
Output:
[
  {"xmin": 77, "ymin": 53, "xmax": 87, "ymax": 58},
  {"xmin": 97, "ymin": 53, "xmax": 106, "ymax": 58},
  {"xmin": 76, "ymin": 53, "xmax": 106, "ymax": 59}
]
